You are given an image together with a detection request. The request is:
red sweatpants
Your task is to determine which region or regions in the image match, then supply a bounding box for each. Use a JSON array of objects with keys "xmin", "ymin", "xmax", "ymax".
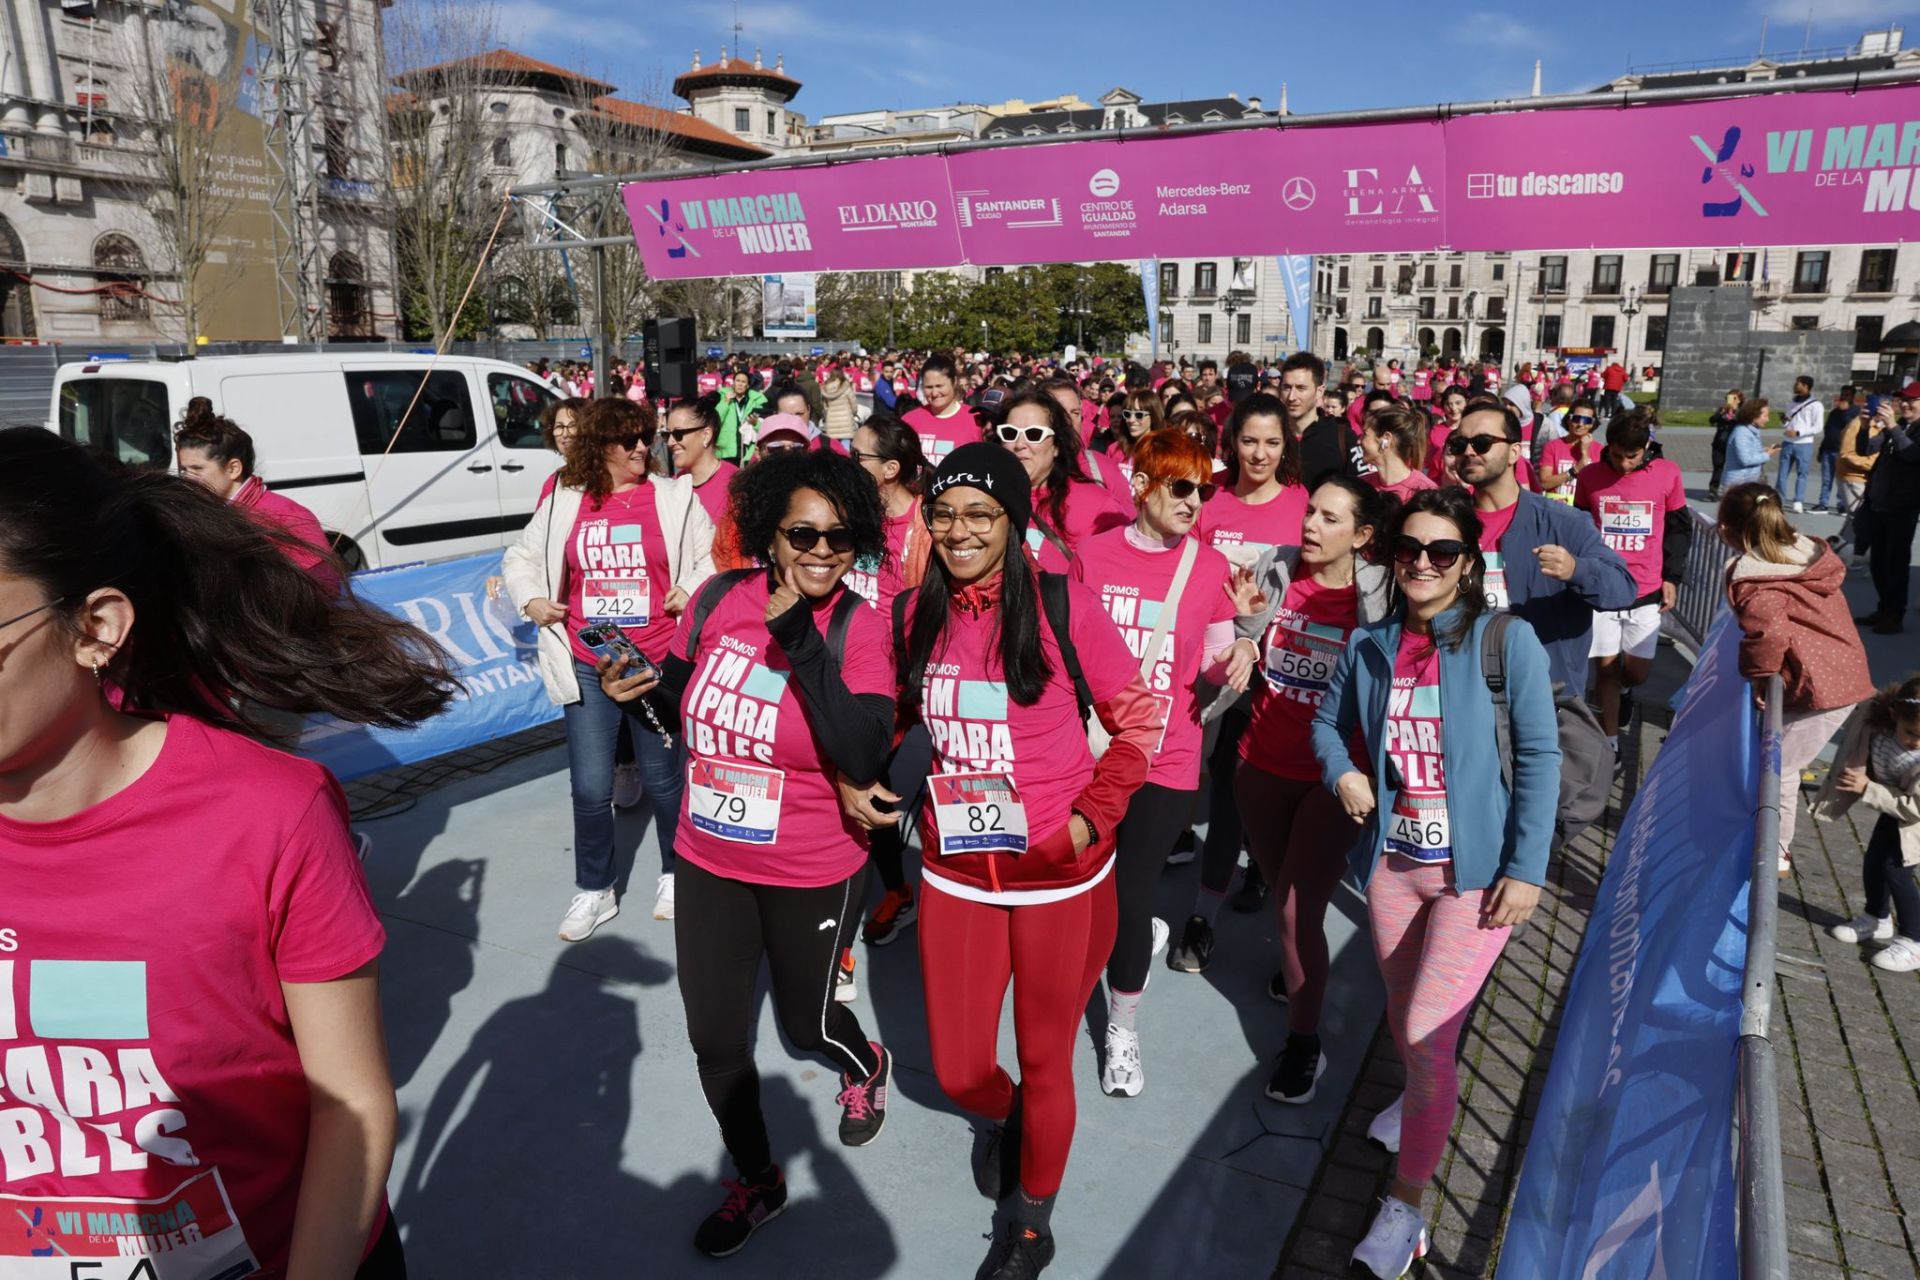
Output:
[{"xmin": 918, "ymin": 874, "xmax": 1117, "ymax": 1198}]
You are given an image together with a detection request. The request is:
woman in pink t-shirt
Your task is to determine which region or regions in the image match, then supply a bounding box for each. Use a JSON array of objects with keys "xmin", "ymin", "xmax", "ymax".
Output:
[
  {"xmin": 862, "ymin": 442, "xmax": 1160, "ymax": 1277},
  {"xmin": 994, "ymin": 389, "xmax": 1132, "ymax": 572},
  {"xmin": 1108, "ymin": 387, "xmax": 1165, "ymax": 478},
  {"xmin": 903, "ymin": 353, "xmax": 982, "ymax": 466},
  {"xmin": 1071, "ymin": 430, "xmax": 1239, "ymax": 1099},
  {"xmin": 503, "ymin": 398, "xmax": 716, "ymax": 932},
  {"xmin": 1427, "ymin": 388, "xmax": 1468, "ymax": 482},
  {"xmin": 173, "ymin": 399, "xmax": 342, "ymax": 596},
  {"xmin": 0, "ymin": 428, "xmax": 459, "ymax": 1278},
  {"xmin": 599, "ymin": 450, "xmax": 897, "ymax": 1259},
  {"xmin": 1214, "ymin": 476, "xmax": 1391, "ymax": 1104},
  {"xmin": 1361, "ymin": 403, "xmax": 1441, "ymax": 506}
]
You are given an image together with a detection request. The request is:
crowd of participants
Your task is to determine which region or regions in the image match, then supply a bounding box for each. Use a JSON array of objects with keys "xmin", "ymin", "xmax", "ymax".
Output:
[{"xmin": 1, "ymin": 338, "xmax": 1916, "ymax": 1280}]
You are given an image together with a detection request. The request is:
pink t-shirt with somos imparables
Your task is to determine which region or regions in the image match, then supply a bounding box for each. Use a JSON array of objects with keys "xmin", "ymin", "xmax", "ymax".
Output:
[
  {"xmin": 0, "ymin": 715, "xmax": 387, "ymax": 1277},
  {"xmin": 1383, "ymin": 630, "xmax": 1452, "ymax": 864},
  {"xmin": 904, "ymin": 403, "xmax": 982, "ymax": 466},
  {"xmin": 912, "ymin": 576, "xmax": 1136, "ymax": 858},
  {"xmin": 563, "ymin": 485, "xmax": 676, "ymax": 665},
  {"xmin": 1242, "ymin": 574, "xmax": 1362, "ymax": 782},
  {"xmin": 690, "ymin": 460, "xmax": 738, "ymax": 529},
  {"xmin": 1026, "ymin": 476, "xmax": 1134, "ymax": 573},
  {"xmin": 674, "ymin": 578, "xmax": 897, "ymax": 888},
  {"xmin": 1573, "ymin": 455, "xmax": 1687, "ymax": 597},
  {"xmin": 1071, "ymin": 528, "xmax": 1236, "ymax": 790},
  {"xmin": 1196, "ymin": 483, "xmax": 1309, "ymax": 571}
]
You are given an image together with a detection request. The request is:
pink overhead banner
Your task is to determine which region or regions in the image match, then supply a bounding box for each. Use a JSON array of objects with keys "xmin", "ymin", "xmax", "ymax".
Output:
[{"xmin": 623, "ymin": 82, "xmax": 1920, "ymax": 279}]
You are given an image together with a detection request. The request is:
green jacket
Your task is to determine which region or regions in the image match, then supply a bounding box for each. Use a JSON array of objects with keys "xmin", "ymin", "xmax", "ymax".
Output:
[{"xmin": 716, "ymin": 388, "xmax": 766, "ymax": 461}]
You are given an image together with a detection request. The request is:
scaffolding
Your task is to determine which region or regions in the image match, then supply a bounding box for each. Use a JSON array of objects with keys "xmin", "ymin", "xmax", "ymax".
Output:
[{"xmin": 256, "ymin": 0, "xmax": 323, "ymax": 339}]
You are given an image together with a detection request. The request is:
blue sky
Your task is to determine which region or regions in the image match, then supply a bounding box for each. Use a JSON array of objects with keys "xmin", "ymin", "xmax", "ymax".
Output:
[{"xmin": 495, "ymin": 0, "xmax": 1920, "ymax": 117}]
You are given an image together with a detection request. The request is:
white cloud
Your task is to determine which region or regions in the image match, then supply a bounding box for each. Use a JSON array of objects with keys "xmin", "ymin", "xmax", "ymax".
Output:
[
  {"xmin": 1754, "ymin": 0, "xmax": 1915, "ymax": 24},
  {"xmin": 1447, "ymin": 10, "xmax": 1551, "ymax": 52},
  {"xmin": 493, "ymin": 0, "xmax": 651, "ymax": 56}
]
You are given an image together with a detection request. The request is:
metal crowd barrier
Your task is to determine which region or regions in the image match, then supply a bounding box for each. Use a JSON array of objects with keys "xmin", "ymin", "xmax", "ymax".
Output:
[
  {"xmin": 1738, "ymin": 676, "xmax": 1788, "ymax": 1279},
  {"xmin": 1665, "ymin": 509, "xmax": 1730, "ymax": 653}
]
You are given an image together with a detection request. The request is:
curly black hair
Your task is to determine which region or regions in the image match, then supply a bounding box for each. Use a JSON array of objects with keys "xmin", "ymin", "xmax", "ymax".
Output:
[{"xmin": 730, "ymin": 447, "xmax": 887, "ymax": 567}]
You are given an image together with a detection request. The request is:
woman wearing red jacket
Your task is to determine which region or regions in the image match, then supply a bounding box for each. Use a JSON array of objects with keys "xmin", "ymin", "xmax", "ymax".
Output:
[
  {"xmin": 867, "ymin": 442, "xmax": 1158, "ymax": 1279},
  {"xmin": 174, "ymin": 399, "xmax": 341, "ymax": 594}
]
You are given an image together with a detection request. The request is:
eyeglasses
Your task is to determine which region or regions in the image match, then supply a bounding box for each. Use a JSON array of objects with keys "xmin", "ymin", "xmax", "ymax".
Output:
[
  {"xmin": 781, "ymin": 525, "xmax": 856, "ymax": 554},
  {"xmin": 1120, "ymin": 409, "xmax": 1153, "ymax": 421},
  {"xmin": 614, "ymin": 432, "xmax": 646, "ymax": 451},
  {"xmin": 0, "ymin": 598, "xmax": 63, "ymax": 635},
  {"xmin": 848, "ymin": 447, "xmax": 885, "ymax": 465},
  {"xmin": 1157, "ymin": 477, "xmax": 1218, "ymax": 502},
  {"xmin": 1566, "ymin": 414, "xmax": 1595, "ymax": 425},
  {"xmin": 1444, "ymin": 433, "xmax": 1513, "ymax": 457},
  {"xmin": 665, "ymin": 426, "xmax": 710, "ymax": 442},
  {"xmin": 927, "ymin": 505, "xmax": 1007, "ymax": 534},
  {"xmin": 761, "ymin": 440, "xmax": 808, "ymax": 454},
  {"xmin": 1345, "ymin": 382, "xmax": 1366, "ymax": 391},
  {"xmin": 995, "ymin": 423, "xmax": 1055, "ymax": 445},
  {"xmin": 1391, "ymin": 536, "xmax": 1466, "ymax": 571}
]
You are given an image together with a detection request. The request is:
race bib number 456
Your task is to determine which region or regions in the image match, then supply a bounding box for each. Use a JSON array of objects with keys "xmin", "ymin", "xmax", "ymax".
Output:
[{"xmin": 930, "ymin": 771, "xmax": 1029, "ymax": 856}]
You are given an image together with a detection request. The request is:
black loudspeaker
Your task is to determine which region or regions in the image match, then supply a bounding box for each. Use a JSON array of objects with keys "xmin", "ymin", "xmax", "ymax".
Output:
[{"xmin": 644, "ymin": 316, "xmax": 698, "ymax": 399}]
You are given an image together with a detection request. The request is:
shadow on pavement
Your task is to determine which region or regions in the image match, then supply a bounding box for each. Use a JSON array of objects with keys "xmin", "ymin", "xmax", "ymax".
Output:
[{"xmin": 383, "ymin": 858, "xmax": 485, "ymax": 1090}]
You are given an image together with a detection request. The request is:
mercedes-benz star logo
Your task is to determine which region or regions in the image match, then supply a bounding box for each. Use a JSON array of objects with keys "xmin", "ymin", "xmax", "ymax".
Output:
[{"xmin": 1282, "ymin": 177, "xmax": 1316, "ymax": 211}]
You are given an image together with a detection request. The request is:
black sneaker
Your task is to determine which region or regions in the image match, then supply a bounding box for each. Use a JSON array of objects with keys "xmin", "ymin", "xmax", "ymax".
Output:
[
  {"xmin": 1166, "ymin": 914, "xmax": 1215, "ymax": 974},
  {"xmin": 1266, "ymin": 968, "xmax": 1289, "ymax": 1004},
  {"xmin": 693, "ymin": 1167, "xmax": 788, "ymax": 1257},
  {"xmin": 837, "ymin": 1041, "xmax": 890, "ymax": 1147},
  {"xmin": 1230, "ymin": 865, "xmax": 1268, "ymax": 913},
  {"xmin": 1165, "ymin": 830, "xmax": 1198, "ymax": 866},
  {"xmin": 1264, "ymin": 1037, "xmax": 1328, "ymax": 1105},
  {"xmin": 972, "ymin": 1091, "xmax": 1023, "ymax": 1200},
  {"xmin": 976, "ymin": 1223, "xmax": 1056, "ymax": 1279}
]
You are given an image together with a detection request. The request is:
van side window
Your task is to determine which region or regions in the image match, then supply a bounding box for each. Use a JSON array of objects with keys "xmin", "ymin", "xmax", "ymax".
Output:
[
  {"xmin": 489, "ymin": 373, "xmax": 556, "ymax": 450},
  {"xmin": 58, "ymin": 379, "xmax": 172, "ymax": 468},
  {"xmin": 344, "ymin": 371, "xmax": 476, "ymax": 454}
]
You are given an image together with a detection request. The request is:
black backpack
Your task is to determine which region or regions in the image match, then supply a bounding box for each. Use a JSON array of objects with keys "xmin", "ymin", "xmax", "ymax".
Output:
[
  {"xmin": 1481, "ymin": 613, "xmax": 1613, "ymax": 835},
  {"xmin": 685, "ymin": 568, "xmax": 866, "ymax": 664},
  {"xmin": 893, "ymin": 572, "xmax": 1091, "ymax": 719}
]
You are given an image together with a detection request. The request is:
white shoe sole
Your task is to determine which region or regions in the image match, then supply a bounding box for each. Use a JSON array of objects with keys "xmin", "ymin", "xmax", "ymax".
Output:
[
  {"xmin": 654, "ymin": 894, "xmax": 675, "ymax": 921},
  {"xmin": 1368, "ymin": 1106, "xmax": 1403, "ymax": 1154},
  {"xmin": 1101, "ymin": 1068, "xmax": 1144, "ymax": 1098},
  {"xmin": 559, "ymin": 901, "xmax": 618, "ymax": 942},
  {"xmin": 1353, "ymin": 1228, "xmax": 1428, "ymax": 1278},
  {"xmin": 1264, "ymin": 1050, "xmax": 1327, "ymax": 1104}
]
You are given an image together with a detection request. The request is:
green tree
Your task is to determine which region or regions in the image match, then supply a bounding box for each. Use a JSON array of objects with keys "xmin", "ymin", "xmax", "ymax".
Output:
[{"xmin": 816, "ymin": 272, "xmax": 897, "ymax": 349}]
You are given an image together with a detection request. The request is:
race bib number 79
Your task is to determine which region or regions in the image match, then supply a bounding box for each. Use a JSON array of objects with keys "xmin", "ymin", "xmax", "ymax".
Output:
[{"xmin": 689, "ymin": 759, "xmax": 784, "ymax": 845}]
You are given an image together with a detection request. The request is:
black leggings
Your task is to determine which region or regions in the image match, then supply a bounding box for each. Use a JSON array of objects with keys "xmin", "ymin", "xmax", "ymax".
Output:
[
  {"xmin": 1199, "ymin": 704, "xmax": 1252, "ymax": 896},
  {"xmin": 675, "ymin": 858, "xmax": 879, "ymax": 1177},
  {"xmin": 1864, "ymin": 815, "xmax": 1920, "ymax": 942},
  {"xmin": 356, "ymin": 1211, "xmax": 406, "ymax": 1278},
  {"xmin": 1108, "ymin": 782, "xmax": 1195, "ymax": 992}
]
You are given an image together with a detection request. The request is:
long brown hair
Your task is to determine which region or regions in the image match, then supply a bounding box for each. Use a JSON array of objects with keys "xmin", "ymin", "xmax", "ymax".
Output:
[
  {"xmin": 1717, "ymin": 483, "xmax": 1799, "ymax": 563},
  {"xmin": 0, "ymin": 427, "xmax": 456, "ymax": 734},
  {"xmin": 1864, "ymin": 675, "xmax": 1920, "ymax": 737},
  {"xmin": 561, "ymin": 397, "xmax": 658, "ymax": 502}
]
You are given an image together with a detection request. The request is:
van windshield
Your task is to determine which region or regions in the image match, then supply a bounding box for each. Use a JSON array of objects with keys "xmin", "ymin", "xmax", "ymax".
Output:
[{"xmin": 59, "ymin": 378, "xmax": 173, "ymax": 468}]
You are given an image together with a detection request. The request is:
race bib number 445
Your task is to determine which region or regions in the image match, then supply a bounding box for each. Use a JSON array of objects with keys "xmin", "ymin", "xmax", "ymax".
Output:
[
  {"xmin": 689, "ymin": 759, "xmax": 784, "ymax": 845},
  {"xmin": 930, "ymin": 771, "xmax": 1029, "ymax": 856}
]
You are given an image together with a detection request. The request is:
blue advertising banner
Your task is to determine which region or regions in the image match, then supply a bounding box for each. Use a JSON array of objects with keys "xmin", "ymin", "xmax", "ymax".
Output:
[
  {"xmin": 1278, "ymin": 255, "xmax": 1313, "ymax": 355},
  {"xmin": 1496, "ymin": 614, "xmax": 1754, "ymax": 1279},
  {"xmin": 298, "ymin": 553, "xmax": 559, "ymax": 782}
]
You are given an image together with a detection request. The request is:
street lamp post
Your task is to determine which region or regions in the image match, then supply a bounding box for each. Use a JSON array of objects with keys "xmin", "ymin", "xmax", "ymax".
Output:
[
  {"xmin": 1222, "ymin": 292, "xmax": 1241, "ymax": 360},
  {"xmin": 1619, "ymin": 284, "xmax": 1643, "ymax": 380}
]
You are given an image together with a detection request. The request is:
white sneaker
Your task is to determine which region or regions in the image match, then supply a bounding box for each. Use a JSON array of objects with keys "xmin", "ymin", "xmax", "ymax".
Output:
[
  {"xmin": 611, "ymin": 763, "xmax": 644, "ymax": 810},
  {"xmin": 1871, "ymin": 937, "xmax": 1920, "ymax": 972},
  {"xmin": 559, "ymin": 889, "xmax": 618, "ymax": 942},
  {"xmin": 1791, "ymin": 501, "xmax": 1805, "ymax": 514},
  {"xmin": 1367, "ymin": 1092, "xmax": 1404, "ymax": 1154},
  {"xmin": 652, "ymin": 873, "xmax": 675, "ymax": 921},
  {"xmin": 1351, "ymin": 1196, "xmax": 1428, "ymax": 1279},
  {"xmin": 1833, "ymin": 914, "xmax": 1896, "ymax": 944},
  {"xmin": 1101, "ymin": 1023, "xmax": 1145, "ymax": 1097},
  {"xmin": 1150, "ymin": 916, "xmax": 1170, "ymax": 960}
]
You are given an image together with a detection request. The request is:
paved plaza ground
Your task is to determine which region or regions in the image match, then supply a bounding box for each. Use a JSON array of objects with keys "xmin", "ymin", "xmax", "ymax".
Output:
[{"xmin": 346, "ymin": 438, "xmax": 1919, "ymax": 1277}]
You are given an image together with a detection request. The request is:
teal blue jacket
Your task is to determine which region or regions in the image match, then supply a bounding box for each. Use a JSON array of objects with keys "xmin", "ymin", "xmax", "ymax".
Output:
[{"xmin": 1310, "ymin": 605, "xmax": 1561, "ymax": 892}]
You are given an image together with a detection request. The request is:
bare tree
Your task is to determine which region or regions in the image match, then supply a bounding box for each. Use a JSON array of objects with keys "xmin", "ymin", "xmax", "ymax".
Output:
[
  {"xmin": 386, "ymin": 0, "xmax": 500, "ymax": 342},
  {"xmin": 111, "ymin": 5, "xmax": 249, "ymax": 341}
]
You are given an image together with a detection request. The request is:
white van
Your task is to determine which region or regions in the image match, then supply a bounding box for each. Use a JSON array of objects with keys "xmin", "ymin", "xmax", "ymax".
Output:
[{"xmin": 50, "ymin": 353, "xmax": 565, "ymax": 570}]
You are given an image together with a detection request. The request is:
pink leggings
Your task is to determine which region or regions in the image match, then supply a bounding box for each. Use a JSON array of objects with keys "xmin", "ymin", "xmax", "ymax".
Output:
[{"xmin": 1367, "ymin": 853, "xmax": 1512, "ymax": 1185}]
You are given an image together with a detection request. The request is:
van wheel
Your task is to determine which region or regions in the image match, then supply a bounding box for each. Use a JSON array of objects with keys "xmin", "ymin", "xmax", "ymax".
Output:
[{"xmin": 330, "ymin": 534, "xmax": 366, "ymax": 572}]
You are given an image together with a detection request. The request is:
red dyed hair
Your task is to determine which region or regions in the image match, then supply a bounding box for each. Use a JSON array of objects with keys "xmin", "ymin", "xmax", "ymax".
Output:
[{"xmin": 1128, "ymin": 427, "xmax": 1213, "ymax": 504}]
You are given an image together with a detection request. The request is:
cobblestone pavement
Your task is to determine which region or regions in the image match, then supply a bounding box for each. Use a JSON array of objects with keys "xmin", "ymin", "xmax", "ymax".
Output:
[{"xmin": 1274, "ymin": 654, "xmax": 1920, "ymax": 1279}]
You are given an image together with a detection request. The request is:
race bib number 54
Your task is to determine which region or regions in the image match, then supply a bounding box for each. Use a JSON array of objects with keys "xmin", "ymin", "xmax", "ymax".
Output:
[{"xmin": 930, "ymin": 771, "xmax": 1029, "ymax": 856}]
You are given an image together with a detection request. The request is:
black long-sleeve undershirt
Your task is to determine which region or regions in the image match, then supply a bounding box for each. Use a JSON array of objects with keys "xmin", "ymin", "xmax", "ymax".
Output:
[{"xmin": 653, "ymin": 600, "xmax": 894, "ymax": 786}]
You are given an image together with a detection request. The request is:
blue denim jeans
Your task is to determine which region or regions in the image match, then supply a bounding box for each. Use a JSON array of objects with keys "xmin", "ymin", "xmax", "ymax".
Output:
[
  {"xmin": 1775, "ymin": 440, "xmax": 1815, "ymax": 505},
  {"xmin": 563, "ymin": 659, "xmax": 685, "ymax": 891},
  {"xmin": 1817, "ymin": 450, "xmax": 1837, "ymax": 507}
]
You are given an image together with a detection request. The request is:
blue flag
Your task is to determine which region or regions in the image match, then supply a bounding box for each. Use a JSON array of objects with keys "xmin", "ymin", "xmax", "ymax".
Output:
[
  {"xmin": 1278, "ymin": 256, "xmax": 1313, "ymax": 355},
  {"xmin": 1140, "ymin": 259, "xmax": 1161, "ymax": 360},
  {"xmin": 1497, "ymin": 615, "xmax": 1752, "ymax": 1279}
]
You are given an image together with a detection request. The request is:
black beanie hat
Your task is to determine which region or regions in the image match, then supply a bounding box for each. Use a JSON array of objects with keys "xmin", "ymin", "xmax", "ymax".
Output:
[{"xmin": 925, "ymin": 441, "xmax": 1033, "ymax": 534}]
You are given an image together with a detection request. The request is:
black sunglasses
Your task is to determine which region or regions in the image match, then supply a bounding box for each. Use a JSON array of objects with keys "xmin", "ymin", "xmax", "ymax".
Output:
[
  {"xmin": 781, "ymin": 525, "xmax": 855, "ymax": 554},
  {"xmin": 666, "ymin": 425, "xmax": 710, "ymax": 442},
  {"xmin": 1391, "ymin": 536, "xmax": 1465, "ymax": 571},
  {"xmin": 1566, "ymin": 414, "xmax": 1595, "ymax": 425},
  {"xmin": 1160, "ymin": 478, "xmax": 1218, "ymax": 502},
  {"xmin": 1444, "ymin": 433, "xmax": 1513, "ymax": 457}
]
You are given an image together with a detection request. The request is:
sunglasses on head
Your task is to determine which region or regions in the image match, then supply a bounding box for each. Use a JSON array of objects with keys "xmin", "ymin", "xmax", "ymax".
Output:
[
  {"xmin": 995, "ymin": 423, "xmax": 1055, "ymax": 444},
  {"xmin": 1391, "ymin": 536, "xmax": 1466, "ymax": 571},
  {"xmin": 1444, "ymin": 433, "xmax": 1512, "ymax": 457},
  {"xmin": 1158, "ymin": 477, "xmax": 1217, "ymax": 502},
  {"xmin": 781, "ymin": 525, "xmax": 855, "ymax": 554}
]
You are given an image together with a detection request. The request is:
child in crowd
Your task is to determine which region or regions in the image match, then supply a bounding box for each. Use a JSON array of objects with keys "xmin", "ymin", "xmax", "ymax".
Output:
[
  {"xmin": 1815, "ymin": 677, "xmax": 1920, "ymax": 972},
  {"xmin": 1718, "ymin": 484, "xmax": 1876, "ymax": 875}
]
